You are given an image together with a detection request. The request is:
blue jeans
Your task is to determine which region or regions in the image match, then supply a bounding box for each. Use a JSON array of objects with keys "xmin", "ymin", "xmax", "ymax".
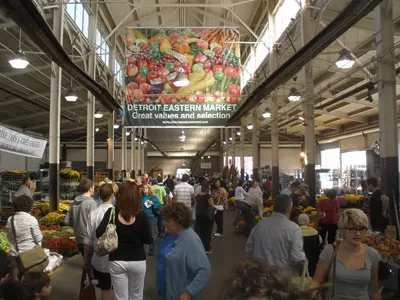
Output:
[{"xmin": 149, "ymin": 218, "xmax": 157, "ymax": 253}]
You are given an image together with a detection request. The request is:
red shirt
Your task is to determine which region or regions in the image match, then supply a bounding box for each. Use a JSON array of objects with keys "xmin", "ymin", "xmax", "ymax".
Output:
[{"xmin": 319, "ymin": 199, "xmax": 340, "ymax": 224}]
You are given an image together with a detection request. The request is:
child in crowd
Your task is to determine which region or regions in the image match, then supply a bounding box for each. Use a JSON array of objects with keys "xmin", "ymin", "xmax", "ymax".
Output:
[{"xmin": 21, "ymin": 272, "xmax": 52, "ymax": 300}]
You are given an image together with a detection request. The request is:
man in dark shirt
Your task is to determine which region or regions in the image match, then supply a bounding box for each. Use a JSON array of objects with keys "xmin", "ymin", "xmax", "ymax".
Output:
[{"xmin": 367, "ymin": 177, "xmax": 389, "ymax": 233}]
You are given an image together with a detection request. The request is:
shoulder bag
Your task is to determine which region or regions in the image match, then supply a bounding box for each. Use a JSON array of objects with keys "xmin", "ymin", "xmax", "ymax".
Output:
[
  {"xmin": 94, "ymin": 207, "xmax": 118, "ymax": 257},
  {"xmin": 11, "ymin": 216, "xmax": 49, "ymax": 274}
]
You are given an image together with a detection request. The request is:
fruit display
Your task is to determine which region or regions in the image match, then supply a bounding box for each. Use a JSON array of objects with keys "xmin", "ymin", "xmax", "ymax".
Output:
[
  {"xmin": 124, "ymin": 28, "xmax": 241, "ymax": 104},
  {"xmin": 363, "ymin": 233, "xmax": 400, "ymax": 263}
]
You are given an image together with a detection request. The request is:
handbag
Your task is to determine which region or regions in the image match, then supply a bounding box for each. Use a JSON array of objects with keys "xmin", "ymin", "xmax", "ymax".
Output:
[
  {"xmin": 292, "ymin": 262, "xmax": 312, "ymax": 291},
  {"xmin": 11, "ymin": 216, "xmax": 49, "ymax": 273},
  {"xmin": 94, "ymin": 207, "xmax": 118, "ymax": 257},
  {"xmin": 78, "ymin": 271, "xmax": 97, "ymax": 300}
]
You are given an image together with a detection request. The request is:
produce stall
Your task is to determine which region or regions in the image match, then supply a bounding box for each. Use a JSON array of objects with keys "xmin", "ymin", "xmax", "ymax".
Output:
[{"xmin": 0, "ymin": 201, "xmax": 78, "ymax": 258}]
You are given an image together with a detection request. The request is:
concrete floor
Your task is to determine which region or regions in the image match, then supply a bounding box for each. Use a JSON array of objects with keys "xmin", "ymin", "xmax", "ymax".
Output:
[{"xmin": 50, "ymin": 210, "xmax": 246, "ymax": 300}]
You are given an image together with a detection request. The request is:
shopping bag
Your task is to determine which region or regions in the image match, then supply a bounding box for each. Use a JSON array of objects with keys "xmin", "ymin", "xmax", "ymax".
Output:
[
  {"xmin": 78, "ymin": 271, "xmax": 97, "ymax": 300},
  {"xmin": 292, "ymin": 263, "xmax": 312, "ymax": 291}
]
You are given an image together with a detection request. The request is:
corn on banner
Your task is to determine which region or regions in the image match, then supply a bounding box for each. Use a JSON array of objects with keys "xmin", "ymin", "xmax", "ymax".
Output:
[{"xmin": 124, "ymin": 27, "xmax": 241, "ymax": 127}]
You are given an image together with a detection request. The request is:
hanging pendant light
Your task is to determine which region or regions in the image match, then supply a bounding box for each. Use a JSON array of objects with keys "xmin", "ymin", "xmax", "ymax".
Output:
[
  {"xmin": 95, "ymin": 127, "xmax": 99, "ymax": 132},
  {"xmin": 174, "ymin": 67, "xmax": 190, "ymax": 87},
  {"xmin": 113, "ymin": 124, "xmax": 120, "ymax": 129},
  {"xmin": 126, "ymin": 131, "xmax": 131, "ymax": 136},
  {"xmin": 94, "ymin": 110, "xmax": 103, "ymax": 118},
  {"xmin": 288, "ymin": 88, "xmax": 301, "ymax": 102},
  {"xmin": 247, "ymin": 124, "xmax": 253, "ymax": 130},
  {"xmin": 335, "ymin": 48, "xmax": 355, "ymax": 69},
  {"xmin": 262, "ymin": 108, "xmax": 271, "ymax": 118},
  {"xmin": 65, "ymin": 75, "xmax": 78, "ymax": 102},
  {"xmin": 9, "ymin": 29, "xmax": 29, "ymax": 69},
  {"xmin": 298, "ymin": 116, "xmax": 305, "ymax": 121},
  {"xmin": 236, "ymin": 131, "xmax": 241, "ymax": 136},
  {"xmin": 65, "ymin": 87, "xmax": 78, "ymax": 102}
]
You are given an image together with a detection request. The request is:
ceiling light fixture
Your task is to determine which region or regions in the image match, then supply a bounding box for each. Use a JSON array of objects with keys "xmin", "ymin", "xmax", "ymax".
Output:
[
  {"xmin": 335, "ymin": 48, "xmax": 355, "ymax": 69},
  {"xmin": 135, "ymin": 137, "xmax": 138, "ymax": 141},
  {"xmin": 201, "ymin": 156, "xmax": 204, "ymax": 159},
  {"xmin": 247, "ymin": 124, "xmax": 253, "ymax": 130},
  {"xmin": 174, "ymin": 67, "xmax": 190, "ymax": 87},
  {"xmin": 9, "ymin": 30, "xmax": 29, "ymax": 69},
  {"xmin": 126, "ymin": 131, "xmax": 130, "ymax": 136},
  {"xmin": 236, "ymin": 131, "xmax": 241, "ymax": 136},
  {"xmin": 298, "ymin": 116, "xmax": 305, "ymax": 121},
  {"xmin": 262, "ymin": 108, "xmax": 271, "ymax": 118},
  {"xmin": 288, "ymin": 88, "xmax": 301, "ymax": 102},
  {"xmin": 65, "ymin": 88, "xmax": 78, "ymax": 102},
  {"xmin": 229, "ymin": 137, "xmax": 233, "ymax": 141},
  {"xmin": 207, "ymin": 156, "xmax": 210, "ymax": 159},
  {"xmin": 223, "ymin": 141, "xmax": 226, "ymax": 145},
  {"xmin": 141, "ymin": 141, "xmax": 144, "ymax": 144},
  {"xmin": 113, "ymin": 124, "xmax": 120, "ymax": 129},
  {"xmin": 95, "ymin": 127, "xmax": 99, "ymax": 132},
  {"xmin": 94, "ymin": 110, "xmax": 103, "ymax": 118}
]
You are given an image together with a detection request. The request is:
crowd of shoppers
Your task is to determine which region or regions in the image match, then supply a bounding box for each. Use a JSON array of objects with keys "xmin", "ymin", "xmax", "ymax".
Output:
[{"xmin": 1, "ymin": 172, "xmax": 392, "ymax": 300}]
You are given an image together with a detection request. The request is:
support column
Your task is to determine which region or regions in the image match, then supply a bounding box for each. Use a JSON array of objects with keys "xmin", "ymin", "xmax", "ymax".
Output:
[
  {"xmin": 240, "ymin": 120, "xmax": 245, "ymax": 180},
  {"xmin": 269, "ymin": 1, "xmax": 279, "ymax": 198},
  {"xmin": 49, "ymin": 5, "xmax": 64, "ymax": 211},
  {"xmin": 121, "ymin": 126, "xmax": 126, "ymax": 179},
  {"xmin": 137, "ymin": 128, "xmax": 142, "ymax": 175},
  {"xmin": 107, "ymin": 33, "xmax": 116, "ymax": 181},
  {"xmin": 301, "ymin": 5, "xmax": 316, "ymax": 204},
  {"xmin": 252, "ymin": 109, "xmax": 260, "ymax": 181},
  {"xmin": 86, "ymin": 1, "xmax": 98, "ymax": 181},
  {"xmin": 141, "ymin": 128, "xmax": 146, "ymax": 174},
  {"xmin": 219, "ymin": 129, "xmax": 224, "ymax": 172},
  {"xmin": 225, "ymin": 128, "xmax": 229, "ymax": 167},
  {"xmin": 107, "ymin": 114, "xmax": 114, "ymax": 180},
  {"xmin": 376, "ymin": 0, "xmax": 399, "ymax": 228},
  {"xmin": 130, "ymin": 128, "xmax": 136, "ymax": 179},
  {"xmin": 231, "ymin": 128, "xmax": 236, "ymax": 168}
]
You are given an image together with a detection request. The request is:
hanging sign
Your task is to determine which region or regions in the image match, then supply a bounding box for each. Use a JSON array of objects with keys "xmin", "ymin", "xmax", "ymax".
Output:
[
  {"xmin": 0, "ymin": 125, "xmax": 47, "ymax": 158},
  {"xmin": 201, "ymin": 163, "xmax": 212, "ymax": 169},
  {"xmin": 124, "ymin": 27, "xmax": 241, "ymax": 127}
]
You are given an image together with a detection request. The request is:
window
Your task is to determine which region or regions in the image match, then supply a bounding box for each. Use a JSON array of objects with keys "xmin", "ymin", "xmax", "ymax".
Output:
[
  {"xmin": 275, "ymin": 0, "xmax": 301, "ymax": 40},
  {"xmin": 96, "ymin": 29, "xmax": 110, "ymax": 68},
  {"xmin": 241, "ymin": 0, "xmax": 301, "ymax": 90},
  {"xmin": 115, "ymin": 60, "xmax": 123, "ymax": 85},
  {"xmin": 65, "ymin": 0, "xmax": 89, "ymax": 38}
]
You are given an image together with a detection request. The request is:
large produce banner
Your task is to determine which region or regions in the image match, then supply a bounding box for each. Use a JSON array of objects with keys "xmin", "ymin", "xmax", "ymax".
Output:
[{"xmin": 124, "ymin": 27, "xmax": 241, "ymax": 127}]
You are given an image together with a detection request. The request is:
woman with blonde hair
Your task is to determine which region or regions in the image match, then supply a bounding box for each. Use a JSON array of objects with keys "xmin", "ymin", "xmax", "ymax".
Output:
[
  {"xmin": 141, "ymin": 184, "xmax": 162, "ymax": 256},
  {"xmin": 311, "ymin": 208, "xmax": 381, "ymax": 300}
]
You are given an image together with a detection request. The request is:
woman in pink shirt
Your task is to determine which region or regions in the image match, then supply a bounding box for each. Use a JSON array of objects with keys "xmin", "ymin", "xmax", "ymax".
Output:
[{"xmin": 318, "ymin": 189, "xmax": 340, "ymax": 244}]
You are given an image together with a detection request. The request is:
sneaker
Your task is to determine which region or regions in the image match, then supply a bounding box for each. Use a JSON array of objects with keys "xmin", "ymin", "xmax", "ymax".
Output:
[
  {"xmin": 214, "ymin": 233, "xmax": 223, "ymax": 237},
  {"xmin": 205, "ymin": 250, "xmax": 212, "ymax": 254}
]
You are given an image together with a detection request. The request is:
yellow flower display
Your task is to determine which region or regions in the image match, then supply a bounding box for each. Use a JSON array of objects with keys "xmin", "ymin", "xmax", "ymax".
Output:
[
  {"xmin": 303, "ymin": 206, "xmax": 317, "ymax": 214},
  {"xmin": 59, "ymin": 169, "xmax": 80, "ymax": 179},
  {"xmin": 345, "ymin": 194, "xmax": 363, "ymax": 205},
  {"xmin": 59, "ymin": 203, "xmax": 70, "ymax": 213},
  {"xmin": 262, "ymin": 206, "xmax": 273, "ymax": 214},
  {"xmin": 228, "ymin": 197, "xmax": 236, "ymax": 203}
]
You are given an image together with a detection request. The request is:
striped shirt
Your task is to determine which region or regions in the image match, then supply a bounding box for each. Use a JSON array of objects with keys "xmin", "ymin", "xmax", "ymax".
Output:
[{"xmin": 174, "ymin": 182, "xmax": 194, "ymax": 209}]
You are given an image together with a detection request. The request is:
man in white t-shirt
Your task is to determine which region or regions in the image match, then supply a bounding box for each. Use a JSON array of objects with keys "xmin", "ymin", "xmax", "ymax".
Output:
[{"xmin": 173, "ymin": 174, "xmax": 195, "ymax": 209}]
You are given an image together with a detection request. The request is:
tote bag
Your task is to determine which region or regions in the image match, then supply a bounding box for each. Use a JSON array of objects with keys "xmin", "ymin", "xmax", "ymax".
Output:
[
  {"xmin": 95, "ymin": 207, "xmax": 118, "ymax": 257},
  {"xmin": 11, "ymin": 216, "xmax": 48, "ymax": 274}
]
